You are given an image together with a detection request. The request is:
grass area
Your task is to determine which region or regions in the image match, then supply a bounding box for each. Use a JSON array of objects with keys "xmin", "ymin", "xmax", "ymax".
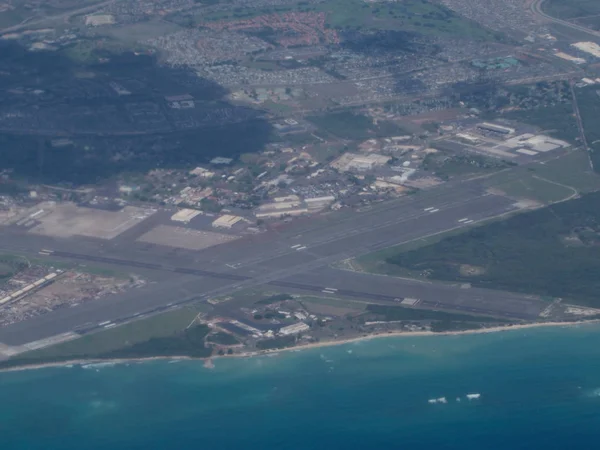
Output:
[
  {"xmin": 105, "ymin": 324, "xmax": 212, "ymax": 358},
  {"xmin": 8, "ymin": 306, "xmax": 203, "ymax": 363},
  {"xmin": 189, "ymin": 0, "xmax": 500, "ymax": 41},
  {"xmin": 482, "ymin": 149, "xmax": 600, "ymax": 204},
  {"xmin": 501, "ymin": 104, "xmax": 580, "ymax": 143},
  {"xmin": 321, "ymin": 0, "xmax": 500, "ymax": 40},
  {"xmin": 307, "ymin": 111, "xmax": 409, "ymax": 140},
  {"xmin": 382, "ymin": 191, "xmax": 600, "ymax": 307},
  {"xmin": 534, "ymin": 151, "xmax": 600, "ymax": 193},
  {"xmin": 256, "ymin": 335, "xmax": 296, "ymax": 350},
  {"xmin": 353, "ymin": 224, "xmax": 478, "ymax": 279},
  {"xmin": 207, "ymin": 331, "xmax": 240, "ymax": 346},
  {"xmin": 576, "ymin": 86, "xmax": 600, "ymax": 171},
  {"xmin": 543, "ymin": 0, "xmax": 600, "ymax": 19},
  {"xmin": 364, "ymin": 304, "xmax": 511, "ymax": 322},
  {"xmin": 487, "ymin": 172, "xmax": 576, "ymax": 204},
  {"xmin": 354, "ymin": 150, "xmax": 600, "ymax": 279},
  {"xmin": 255, "ymin": 293, "xmax": 293, "ymax": 305},
  {"xmin": 0, "ymin": 254, "xmax": 29, "ymax": 284},
  {"xmin": 423, "ymin": 153, "xmax": 513, "ymax": 179},
  {"xmin": 262, "ymin": 100, "xmax": 294, "ymax": 115},
  {"xmin": 297, "ymin": 295, "xmax": 368, "ymax": 310}
]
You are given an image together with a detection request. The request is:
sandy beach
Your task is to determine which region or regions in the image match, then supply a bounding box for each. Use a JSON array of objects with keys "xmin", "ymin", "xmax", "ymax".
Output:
[{"xmin": 1, "ymin": 320, "xmax": 597, "ymax": 373}]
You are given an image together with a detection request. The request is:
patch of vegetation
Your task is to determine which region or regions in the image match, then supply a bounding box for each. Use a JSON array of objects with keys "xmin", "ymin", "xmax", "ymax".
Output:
[
  {"xmin": 430, "ymin": 321, "xmax": 485, "ymax": 332},
  {"xmin": 486, "ymin": 172, "xmax": 576, "ymax": 204},
  {"xmin": 207, "ymin": 331, "xmax": 240, "ymax": 346},
  {"xmin": 0, "ymin": 41, "xmax": 273, "ymax": 185},
  {"xmin": 0, "ymin": 255, "xmax": 29, "ymax": 284},
  {"xmin": 307, "ymin": 111, "xmax": 409, "ymax": 140},
  {"xmin": 364, "ymin": 305, "xmax": 509, "ymax": 323},
  {"xmin": 104, "ymin": 324, "xmax": 212, "ymax": 358},
  {"xmin": 543, "ymin": 0, "xmax": 600, "ymax": 19},
  {"xmin": 576, "ymin": 86, "xmax": 600, "ymax": 171},
  {"xmin": 423, "ymin": 152, "xmax": 513, "ymax": 179},
  {"xmin": 5, "ymin": 307, "xmax": 202, "ymax": 363},
  {"xmin": 255, "ymin": 293, "xmax": 293, "ymax": 305},
  {"xmin": 384, "ymin": 191, "xmax": 600, "ymax": 307},
  {"xmin": 320, "ymin": 0, "xmax": 500, "ymax": 40},
  {"xmin": 256, "ymin": 335, "xmax": 297, "ymax": 350},
  {"xmin": 456, "ymin": 81, "xmax": 580, "ymax": 143},
  {"xmin": 2, "ymin": 324, "xmax": 212, "ymax": 369}
]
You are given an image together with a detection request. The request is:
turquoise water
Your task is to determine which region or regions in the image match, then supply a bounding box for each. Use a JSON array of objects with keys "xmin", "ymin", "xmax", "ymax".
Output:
[{"xmin": 2, "ymin": 325, "xmax": 600, "ymax": 449}]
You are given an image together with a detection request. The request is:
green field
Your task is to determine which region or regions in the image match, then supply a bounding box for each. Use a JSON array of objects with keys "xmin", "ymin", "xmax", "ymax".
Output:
[
  {"xmin": 354, "ymin": 149, "xmax": 600, "ymax": 281},
  {"xmin": 487, "ymin": 172, "xmax": 577, "ymax": 204},
  {"xmin": 363, "ymin": 304, "xmax": 511, "ymax": 323},
  {"xmin": 307, "ymin": 111, "xmax": 410, "ymax": 140},
  {"xmin": 380, "ymin": 191, "xmax": 600, "ymax": 307},
  {"xmin": 320, "ymin": 0, "xmax": 499, "ymax": 39},
  {"xmin": 190, "ymin": 0, "xmax": 501, "ymax": 41},
  {"xmin": 6, "ymin": 306, "xmax": 206, "ymax": 366},
  {"xmin": 501, "ymin": 104, "xmax": 580, "ymax": 143},
  {"xmin": 576, "ymin": 86, "xmax": 600, "ymax": 171},
  {"xmin": 483, "ymin": 150, "xmax": 600, "ymax": 203}
]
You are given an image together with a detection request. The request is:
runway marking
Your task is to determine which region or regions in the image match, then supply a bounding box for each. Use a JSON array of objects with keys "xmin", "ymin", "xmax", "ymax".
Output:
[
  {"xmin": 103, "ymin": 323, "xmax": 116, "ymax": 329},
  {"xmin": 424, "ymin": 207, "xmax": 435, "ymax": 211},
  {"xmin": 41, "ymin": 249, "xmax": 54, "ymax": 254},
  {"xmin": 322, "ymin": 289, "xmax": 337, "ymax": 294},
  {"xmin": 290, "ymin": 244, "xmax": 302, "ymax": 249},
  {"xmin": 38, "ymin": 251, "xmax": 50, "ymax": 256},
  {"xmin": 428, "ymin": 209, "xmax": 439, "ymax": 213},
  {"xmin": 324, "ymin": 287, "xmax": 338, "ymax": 292},
  {"xmin": 97, "ymin": 321, "xmax": 111, "ymax": 326},
  {"xmin": 458, "ymin": 218, "xmax": 469, "ymax": 223},
  {"xmin": 464, "ymin": 220, "xmax": 474, "ymax": 224},
  {"xmin": 296, "ymin": 246, "xmax": 307, "ymax": 251}
]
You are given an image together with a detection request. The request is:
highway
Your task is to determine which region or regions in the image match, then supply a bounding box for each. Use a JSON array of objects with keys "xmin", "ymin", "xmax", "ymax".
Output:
[
  {"xmin": 0, "ymin": 177, "xmax": 550, "ymax": 347},
  {"xmin": 530, "ymin": 0, "xmax": 600, "ymax": 38}
]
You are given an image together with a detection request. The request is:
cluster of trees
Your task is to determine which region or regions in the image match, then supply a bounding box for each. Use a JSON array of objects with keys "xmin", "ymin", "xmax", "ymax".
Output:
[
  {"xmin": 105, "ymin": 325, "xmax": 212, "ymax": 358},
  {"xmin": 364, "ymin": 304, "xmax": 508, "ymax": 323},
  {"xmin": 386, "ymin": 192, "xmax": 600, "ymax": 306}
]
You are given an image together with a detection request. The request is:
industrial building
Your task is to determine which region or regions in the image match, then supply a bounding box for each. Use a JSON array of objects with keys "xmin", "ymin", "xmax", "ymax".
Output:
[
  {"xmin": 255, "ymin": 207, "xmax": 308, "ymax": 219},
  {"xmin": 210, "ymin": 157, "xmax": 233, "ymax": 165},
  {"xmin": 305, "ymin": 196, "xmax": 335, "ymax": 211},
  {"xmin": 331, "ymin": 153, "xmax": 391, "ymax": 172},
  {"xmin": 171, "ymin": 208, "xmax": 202, "ymax": 223},
  {"xmin": 572, "ymin": 42, "xmax": 600, "ymax": 59},
  {"xmin": 477, "ymin": 122, "xmax": 515, "ymax": 135},
  {"xmin": 279, "ymin": 322, "xmax": 310, "ymax": 336},
  {"xmin": 0, "ymin": 272, "xmax": 59, "ymax": 306},
  {"xmin": 212, "ymin": 214, "xmax": 242, "ymax": 229},
  {"xmin": 505, "ymin": 134, "xmax": 569, "ymax": 154}
]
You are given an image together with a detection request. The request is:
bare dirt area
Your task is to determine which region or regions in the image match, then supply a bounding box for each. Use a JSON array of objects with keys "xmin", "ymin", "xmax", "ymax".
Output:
[
  {"xmin": 27, "ymin": 203, "xmax": 156, "ymax": 239},
  {"xmin": 137, "ymin": 225, "xmax": 239, "ymax": 250},
  {"xmin": 0, "ymin": 270, "xmax": 143, "ymax": 326}
]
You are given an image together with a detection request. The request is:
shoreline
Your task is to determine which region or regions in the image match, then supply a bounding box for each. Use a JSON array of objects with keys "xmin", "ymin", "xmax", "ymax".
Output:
[{"xmin": 1, "ymin": 320, "xmax": 598, "ymax": 373}]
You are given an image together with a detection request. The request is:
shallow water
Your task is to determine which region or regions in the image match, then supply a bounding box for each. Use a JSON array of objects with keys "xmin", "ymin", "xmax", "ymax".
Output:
[{"xmin": 2, "ymin": 324, "xmax": 600, "ymax": 449}]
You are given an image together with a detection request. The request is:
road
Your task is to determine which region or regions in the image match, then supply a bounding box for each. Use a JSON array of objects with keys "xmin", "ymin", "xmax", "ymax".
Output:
[
  {"xmin": 530, "ymin": 0, "xmax": 600, "ymax": 38},
  {"xmin": 569, "ymin": 79, "xmax": 594, "ymax": 171},
  {"xmin": 0, "ymin": 177, "xmax": 548, "ymax": 347}
]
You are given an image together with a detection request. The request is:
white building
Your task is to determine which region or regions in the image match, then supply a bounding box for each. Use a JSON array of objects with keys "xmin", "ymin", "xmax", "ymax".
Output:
[
  {"xmin": 212, "ymin": 214, "xmax": 242, "ymax": 229},
  {"xmin": 171, "ymin": 209, "xmax": 201, "ymax": 223},
  {"xmin": 279, "ymin": 322, "xmax": 310, "ymax": 336}
]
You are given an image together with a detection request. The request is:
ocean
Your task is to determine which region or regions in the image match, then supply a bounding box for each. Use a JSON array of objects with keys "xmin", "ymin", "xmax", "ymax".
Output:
[{"xmin": 2, "ymin": 325, "xmax": 600, "ymax": 449}]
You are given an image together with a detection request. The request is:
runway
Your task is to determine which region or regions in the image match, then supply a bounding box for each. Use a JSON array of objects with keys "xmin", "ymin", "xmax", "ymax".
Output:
[{"xmin": 0, "ymin": 180, "xmax": 545, "ymax": 346}]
